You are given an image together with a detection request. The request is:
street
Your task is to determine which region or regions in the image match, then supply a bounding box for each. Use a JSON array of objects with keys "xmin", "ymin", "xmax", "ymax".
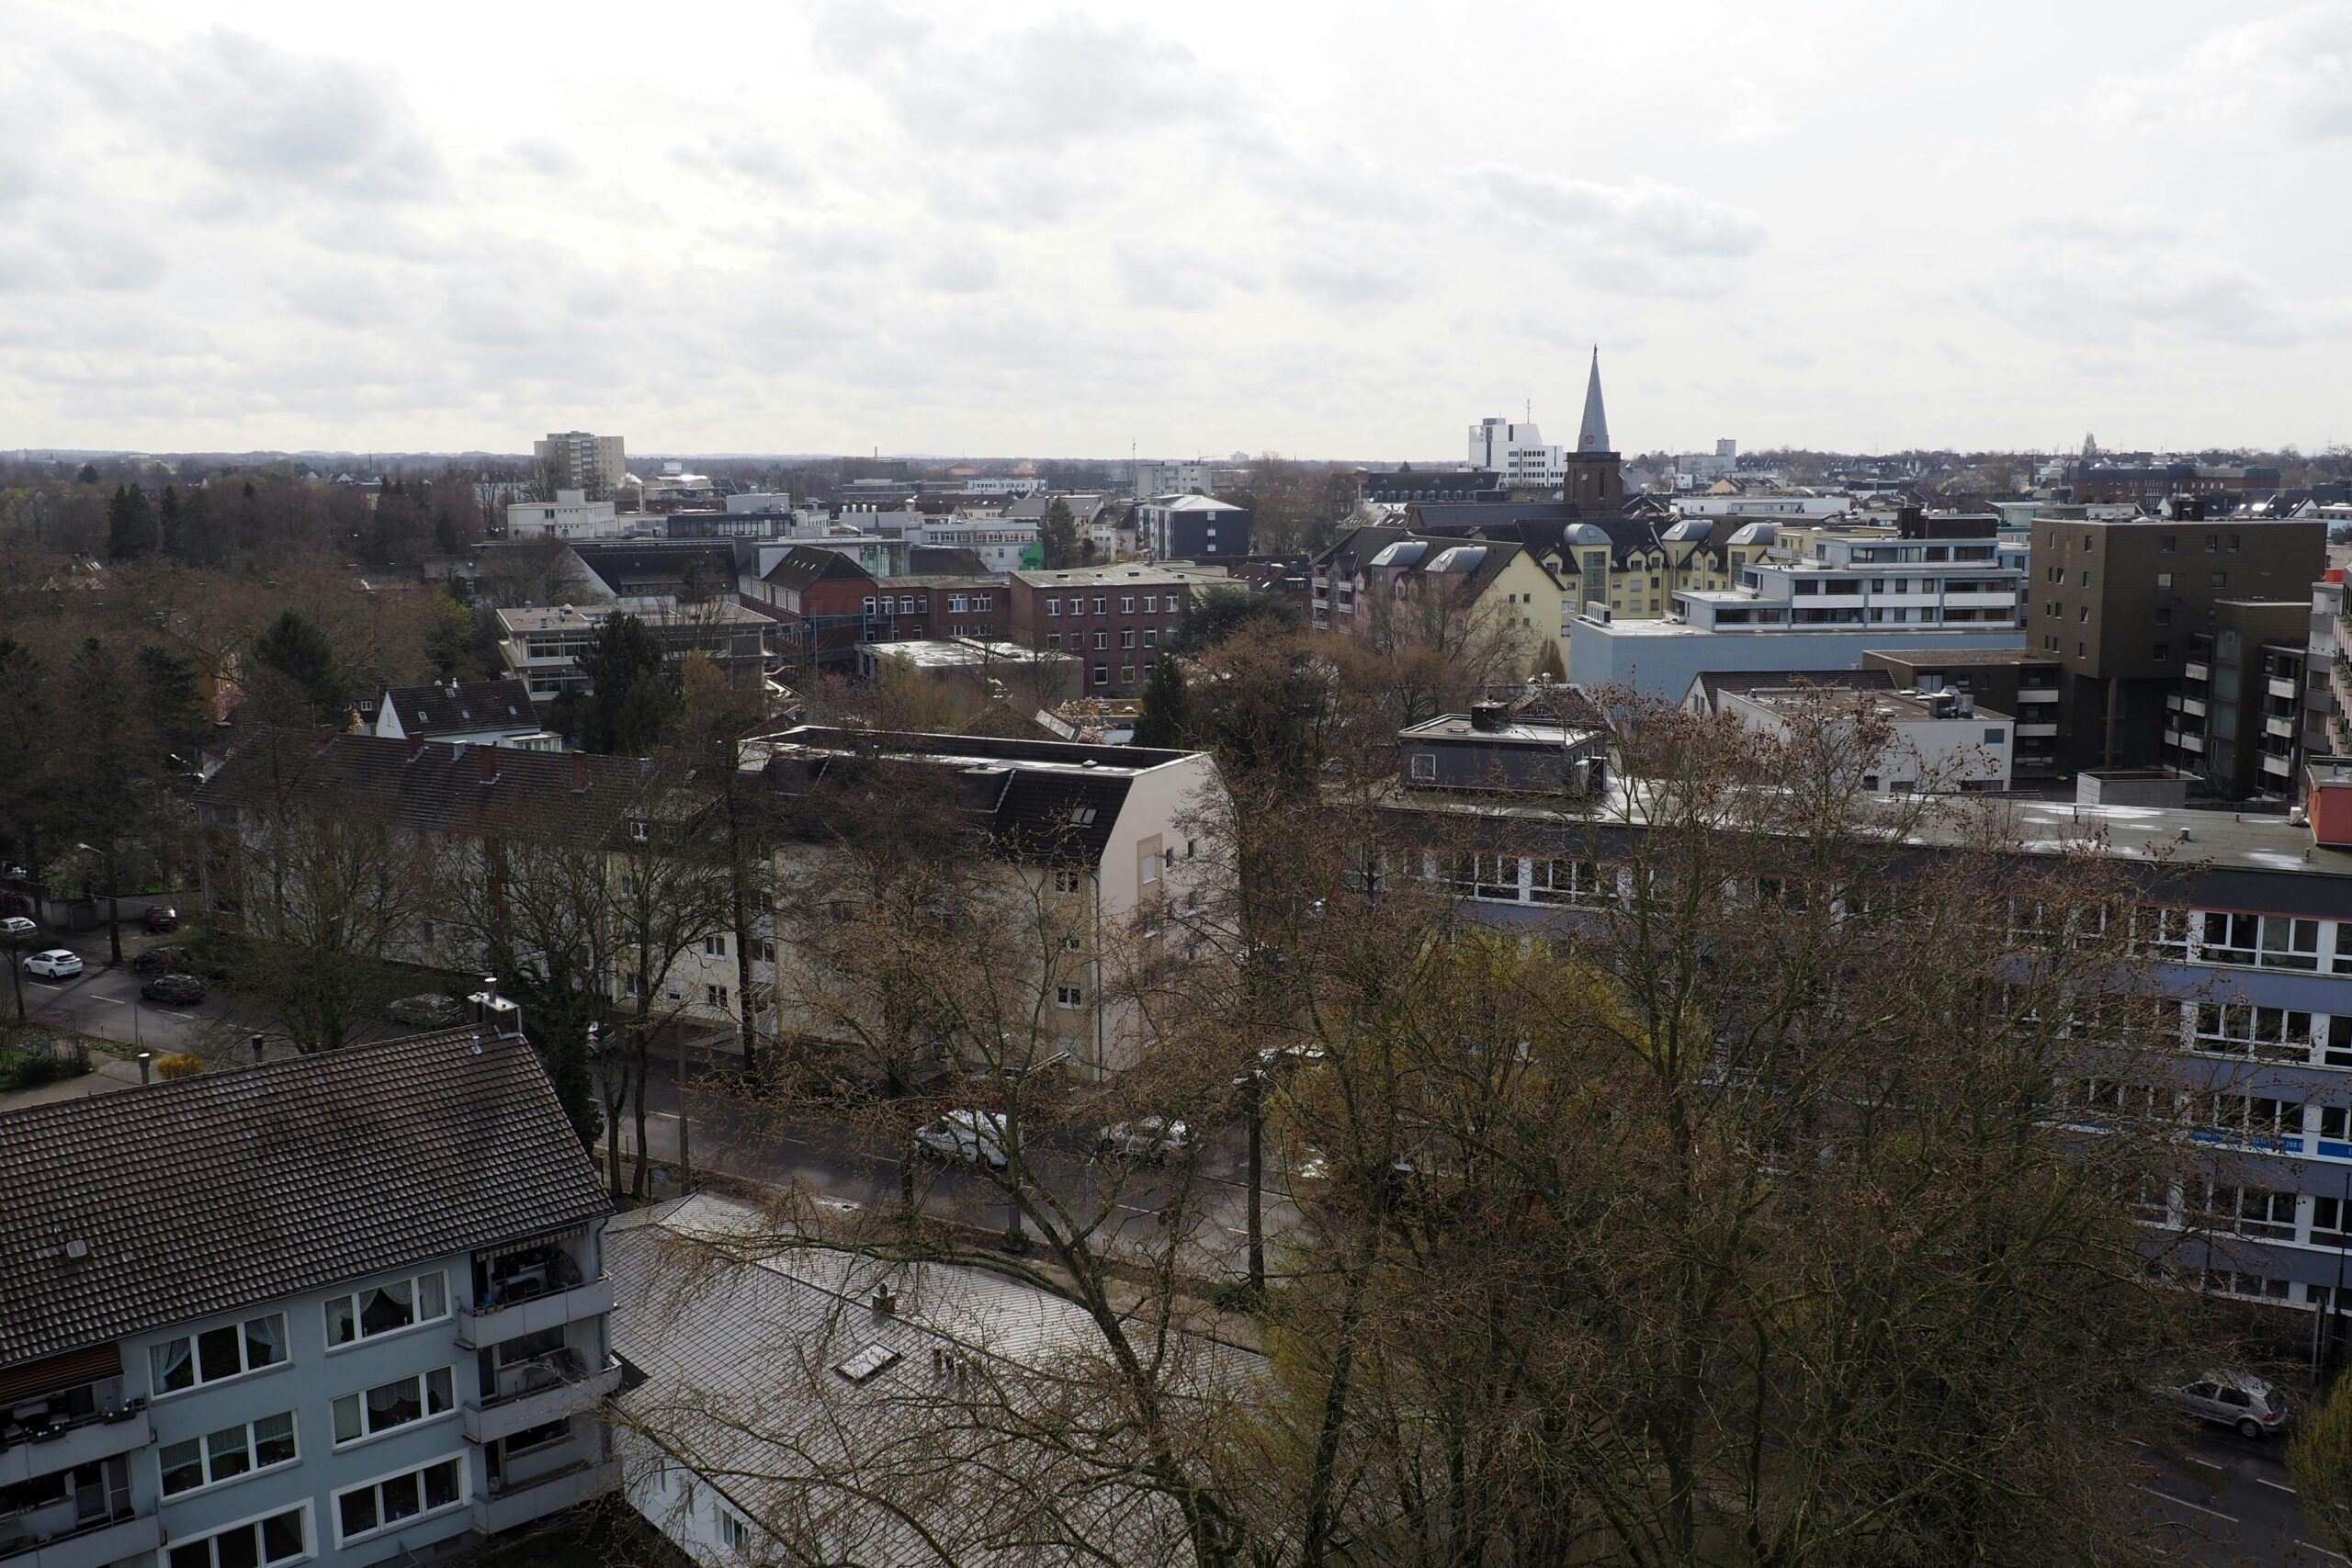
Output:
[
  {"xmin": 9, "ymin": 925, "xmax": 232, "ymax": 1058},
  {"xmin": 2138, "ymin": 1423, "xmax": 2343, "ymax": 1566}
]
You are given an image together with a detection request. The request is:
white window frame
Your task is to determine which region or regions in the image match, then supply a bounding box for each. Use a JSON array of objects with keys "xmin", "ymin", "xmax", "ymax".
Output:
[
  {"xmin": 323, "ymin": 1269, "xmax": 448, "ymax": 1349},
  {"xmin": 718, "ymin": 1508, "xmax": 751, "ymax": 1550},
  {"xmin": 704, "ymin": 933, "xmax": 727, "ymax": 958},
  {"xmin": 332, "ymin": 1367, "xmax": 457, "ymax": 1448},
  {"xmin": 2190, "ymin": 1002, "xmax": 2312, "ymax": 1063},
  {"xmin": 1056, "ymin": 984, "xmax": 1082, "ymax": 1009},
  {"xmin": 159, "ymin": 1410, "xmax": 300, "ymax": 1498},
  {"xmin": 166, "ymin": 1500, "xmax": 311, "ymax": 1568},
  {"xmin": 149, "ymin": 1312, "xmax": 288, "ymax": 1398},
  {"xmin": 332, "ymin": 1452, "xmax": 469, "ymax": 1548}
]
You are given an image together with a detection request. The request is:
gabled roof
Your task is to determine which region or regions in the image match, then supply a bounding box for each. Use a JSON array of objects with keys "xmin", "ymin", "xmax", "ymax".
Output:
[
  {"xmin": 196, "ymin": 733, "xmax": 655, "ymax": 847},
  {"xmin": 907, "ymin": 546, "xmax": 989, "ymax": 576},
  {"xmin": 763, "ymin": 547, "xmax": 879, "ymax": 591},
  {"xmin": 569, "ymin": 542, "xmax": 739, "ymax": 596},
  {"xmin": 0, "ymin": 1030, "xmax": 608, "ymax": 1371},
  {"xmin": 379, "ymin": 679, "xmax": 539, "ymax": 738}
]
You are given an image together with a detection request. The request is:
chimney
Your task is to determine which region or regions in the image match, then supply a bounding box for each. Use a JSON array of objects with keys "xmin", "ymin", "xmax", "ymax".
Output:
[
  {"xmin": 409, "ymin": 736, "xmax": 427, "ymax": 762},
  {"xmin": 479, "ymin": 745, "xmax": 499, "ymax": 784},
  {"xmin": 1469, "ymin": 702, "xmax": 1508, "ymax": 732},
  {"xmin": 871, "ymin": 1284, "xmax": 898, "ymax": 1319}
]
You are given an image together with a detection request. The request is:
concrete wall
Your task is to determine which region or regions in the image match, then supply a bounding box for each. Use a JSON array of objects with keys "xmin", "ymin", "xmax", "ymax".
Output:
[{"xmin": 1566, "ymin": 620, "xmax": 2028, "ymax": 701}]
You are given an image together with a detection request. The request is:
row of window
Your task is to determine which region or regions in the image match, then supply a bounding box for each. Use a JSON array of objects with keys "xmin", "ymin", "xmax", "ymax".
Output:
[
  {"xmin": 162, "ymin": 1453, "xmax": 472, "ymax": 1563},
  {"xmin": 1044, "ymin": 592, "xmax": 1180, "ymax": 616},
  {"xmin": 1091, "ymin": 662, "xmax": 1148, "ymax": 686},
  {"xmin": 862, "ymin": 593, "xmax": 995, "ymax": 615},
  {"xmin": 1046, "ymin": 628, "xmax": 1157, "ymax": 650},
  {"xmin": 151, "ymin": 1272, "xmax": 450, "ymax": 1397}
]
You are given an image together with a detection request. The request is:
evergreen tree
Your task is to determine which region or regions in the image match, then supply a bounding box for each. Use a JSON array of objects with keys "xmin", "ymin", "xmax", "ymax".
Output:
[
  {"xmin": 105, "ymin": 483, "xmax": 159, "ymax": 559},
  {"xmin": 1131, "ymin": 654, "xmax": 1192, "ymax": 748},
  {"xmin": 157, "ymin": 485, "xmax": 183, "ymax": 558},
  {"xmin": 573, "ymin": 614, "xmax": 674, "ymax": 755},
  {"xmin": 433, "ymin": 506, "xmax": 460, "ymax": 555},
  {"xmin": 252, "ymin": 609, "xmax": 349, "ymax": 719},
  {"xmin": 1040, "ymin": 499, "xmax": 1080, "ymax": 569}
]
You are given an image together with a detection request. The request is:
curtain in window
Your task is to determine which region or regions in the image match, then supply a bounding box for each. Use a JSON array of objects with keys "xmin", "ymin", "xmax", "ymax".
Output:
[
  {"xmin": 151, "ymin": 1339, "xmax": 194, "ymax": 1393},
  {"xmin": 368, "ymin": 1378, "xmax": 420, "ymax": 1430},
  {"xmin": 358, "ymin": 1280, "xmax": 414, "ymax": 1337},
  {"xmin": 243, "ymin": 1314, "xmax": 285, "ymax": 1368}
]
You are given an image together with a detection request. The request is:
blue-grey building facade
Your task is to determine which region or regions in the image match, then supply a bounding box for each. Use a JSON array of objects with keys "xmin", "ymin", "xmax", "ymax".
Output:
[{"xmin": 0, "ymin": 1028, "xmax": 615, "ymax": 1568}]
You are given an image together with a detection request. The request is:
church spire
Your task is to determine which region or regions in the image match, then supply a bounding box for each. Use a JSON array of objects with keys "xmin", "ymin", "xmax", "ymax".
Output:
[{"xmin": 1577, "ymin": 345, "xmax": 1611, "ymax": 453}]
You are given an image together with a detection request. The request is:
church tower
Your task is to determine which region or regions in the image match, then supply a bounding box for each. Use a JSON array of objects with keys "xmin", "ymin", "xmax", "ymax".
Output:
[{"xmin": 1562, "ymin": 346, "xmax": 1624, "ymax": 513}]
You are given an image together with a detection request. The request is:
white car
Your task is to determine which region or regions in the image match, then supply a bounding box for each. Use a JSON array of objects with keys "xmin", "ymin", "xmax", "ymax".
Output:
[
  {"xmin": 2165, "ymin": 1370, "xmax": 2290, "ymax": 1439},
  {"xmin": 0, "ymin": 915, "xmax": 37, "ymax": 940},
  {"xmin": 23, "ymin": 949, "xmax": 83, "ymax": 979},
  {"xmin": 1098, "ymin": 1117, "xmax": 1192, "ymax": 1162},
  {"xmin": 912, "ymin": 1110, "xmax": 1010, "ymax": 1170}
]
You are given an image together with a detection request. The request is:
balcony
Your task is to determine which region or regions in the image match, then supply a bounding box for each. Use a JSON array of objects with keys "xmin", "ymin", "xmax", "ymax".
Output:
[
  {"xmin": 2017, "ymin": 722, "xmax": 2058, "ymax": 738},
  {"xmin": 2263, "ymin": 753, "xmax": 2292, "ymax": 776},
  {"xmin": 457, "ymin": 1277, "xmax": 614, "ymax": 1349},
  {"xmin": 1941, "ymin": 591, "xmax": 2019, "ymax": 608},
  {"xmin": 2269, "ymin": 678, "xmax": 2300, "ymax": 700},
  {"xmin": 471, "ymin": 1457, "xmax": 619, "ymax": 1536},
  {"xmin": 2185, "ymin": 660, "xmax": 2211, "ymax": 682},
  {"xmin": 0, "ymin": 1506, "xmax": 158, "ymax": 1568},
  {"xmin": 2179, "ymin": 733, "xmax": 2206, "ymax": 753},
  {"xmin": 2266, "ymin": 716, "xmax": 2297, "ymax": 739},
  {"xmin": 464, "ymin": 1354, "xmax": 623, "ymax": 1445},
  {"xmin": 2015, "ymin": 687, "xmax": 2058, "ymax": 704},
  {"xmin": 2178, "ymin": 697, "xmax": 2206, "ymax": 717},
  {"xmin": 0, "ymin": 1404, "xmax": 150, "ymax": 1490}
]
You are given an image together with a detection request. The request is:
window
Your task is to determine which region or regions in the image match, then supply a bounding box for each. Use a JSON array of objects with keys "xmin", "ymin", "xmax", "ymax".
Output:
[
  {"xmin": 161, "ymin": 1412, "xmax": 299, "ymax": 1495},
  {"xmin": 1143, "ymin": 594, "xmax": 1158, "ymax": 612},
  {"xmin": 704, "ymin": 933, "xmax": 727, "ymax": 957},
  {"xmin": 705, "ymin": 984, "xmax": 729, "ymax": 1010},
  {"xmin": 166, "ymin": 1506, "xmax": 308, "ymax": 1568},
  {"xmin": 2131, "ymin": 906, "xmax": 2189, "ymax": 959},
  {"xmin": 1531, "ymin": 859, "xmax": 1610, "ymax": 907},
  {"xmin": 1092, "ymin": 630, "xmax": 1109, "ymax": 649},
  {"xmin": 861, "ymin": 597, "xmax": 876, "ymax": 615},
  {"xmin": 2156, "ymin": 572, "xmax": 2172, "ymax": 589},
  {"xmin": 748, "ymin": 938, "xmax": 774, "ymax": 964},
  {"xmin": 899, "ymin": 596, "xmax": 916, "ymax": 614},
  {"xmin": 1984, "ymin": 728, "xmax": 2005, "ymax": 744},
  {"xmin": 333, "ymin": 1368, "xmax": 455, "ymax": 1445},
  {"xmin": 2191, "ymin": 1002, "xmax": 2312, "ymax": 1062},
  {"xmin": 718, "ymin": 1510, "xmax": 751, "ymax": 1551},
  {"xmin": 1092, "ymin": 595, "xmax": 1107, "ymax": 614},
  {"xmin": 1120, "ymin": 595, "xmax": 1136, "ymax": 613},
  {"xmin": 2228, "ymin": 534, "xmax": 2241, "ymax": 552},
  {"xmin": 2190, "ymin": 1180, "xmax": 2298, "ymax": 1239},
  {"xmin": 151, "ymin": 1313, "xmax": 287, "ymax": 1395},
  {"xmin": 2256, "ymin": 916, "xmax": 2320, "ymax": 970},
  {"xmin": 1410, "ymin": 752, "xmax": 1435, "ymax": 782},
  {"xmin": 628, "ymin": 818, "xmax": 649, "ymax": 841},
  {"xmin": 2198, "ymin": 911, "xmax": 2259, "ymax": 965},
  {"xmin": 1046, "ymin": 631, "xmax": 1061, "ymax": 649},
  {"xmin": 2152, "ymin": 644, "xmax": 2167, "ymax": 661},
  {"xmin": 503, "ymin": 1416, "xmax": 571, "ymax": 1454},
  {"xmin": 334, "ymin": 1455, "xmax": 465, "ymax": 1544},
  {"xmin": 1092, "ymin": 664, "xmax": 1108, "ymax": 686},
  {"xmin": 1141, "ymin": 851, "xmax": 1160, "ymax": 885},
  {"xmin": 1120, "ymin": 629, "xmax": 1135, "ymax": 649},
  {"xmin": 1046, "ymin": 597, "xmax": 1059, "ymax": 616},
  {"xmin": 2159, "ymin": 535, "xmax": 2177, "ymax": 553},
  {"xmin": 2211, "ymin": 571, "xmax": 2227, "ymax": 589},
  {"xmin": 324, "ymin": 1270, "xmax": 447, "ymax": 1348},
  {"xmin": 2205, "ymin": 535, "xmax": 2219, "ymax": 553},
  {"xmin": 973, "ymin": 593, "xmax": 990, "ymax": 610},
  {"xmin": 1052, "ymin": 868, "xmax": 1082, "ymax": 895},
  {"xmin": 1056, "ymin": 984, "xmax": 1082, "ymax": 1009}
]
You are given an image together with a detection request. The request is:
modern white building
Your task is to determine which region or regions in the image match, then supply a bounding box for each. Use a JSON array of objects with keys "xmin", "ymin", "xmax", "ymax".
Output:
[
  {"xmin": 533, "ymin": 433, "xmax": 627, "ymax": 502},
  {"xmin": 1130, "ymin": 460, "xmax": 1211, "ymax": 500},
  {"xmin": 1672, "ymin": 526, "xmax": 2026, "ymax": 635},
  {"xmin": 1715, "ymin": 680, "xmax": 2014, "ymax": 793},
  {"xmin": 1467, "ymin": 418, "xmax": 1566, "ymax": 489},
  {"xmin": 916, "ymin": 517, "xmax": 1040, "ymax": 572},
  {"xmin": 506, "ymin": 490, "xmax": 627, "ymax": 541},
  {"xmin": 1673, "ymin": 440, "xmax": 1740, "ymax": 488}
]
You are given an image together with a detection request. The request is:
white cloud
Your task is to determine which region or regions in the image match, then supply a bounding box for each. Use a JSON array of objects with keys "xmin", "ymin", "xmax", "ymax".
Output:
[
  {"xmin": 2088, "ymin": 3, "xmax": 2352, "ymax": 141},
  {"xmin": 1475, "ymin": 167, "xmax": 1767, "ymax": 298}
]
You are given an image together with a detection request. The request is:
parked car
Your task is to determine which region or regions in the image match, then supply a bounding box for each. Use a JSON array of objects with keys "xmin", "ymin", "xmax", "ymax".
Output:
[
  {"xmin": 140, "ymin": 973, "xmax": 207, "ymax": 1005},
  {"xmin": 132, "ymin": 943, "xmax": 194, "ymax": 975},
  {"xmin": 0, "ymin": 915, "xmax": 37, "ymax": 941},
  {"xmin": 387, "ymin": 993, "xmax": 466, "ymax": 1029},
  {"xmin": 1097, "ymin": 1116, "xmax": 1193, "ymax": 1162},
  {"xmin": 142, "ymin": 906, "xmax": 180, "ymax": 932},
  {"xmin": 2165, "ymin": 1371, "xmax": 2290, "ymax": 1439},
  {"xmin": 23, "ymin": 949, "xmax": 83, "ymax": 979},
  {"xmin": 911, "ymin": 1110, "xmax": 1011, "ymax": 1170}
]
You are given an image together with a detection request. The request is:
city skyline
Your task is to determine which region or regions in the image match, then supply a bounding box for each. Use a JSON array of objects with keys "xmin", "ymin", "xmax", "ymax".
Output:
[{"xmin": 6, "ymin": 0, "xmax": 2349, "ymax": 457}]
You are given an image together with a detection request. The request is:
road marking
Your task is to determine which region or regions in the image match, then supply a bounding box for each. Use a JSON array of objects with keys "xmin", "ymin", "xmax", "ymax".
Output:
[
  {"xmin": 161, "ymin": 1011, "xmax": 197, "ymax": 1021},
  {"xmin": 2256, "ymin": 1475, "xmax": 2298, "ymax": 1494},
  {"xmin": 2181, "ymin": 1454, "xmax": 2224, "ymax": 1472},
  {"xmin": 2297, "ymin": 1542, "xmax": 2349, "ymax": 1564},
  {"xmin": 2135, "ymin": 1485, "xmax": 2237, "ymax": 1523}
]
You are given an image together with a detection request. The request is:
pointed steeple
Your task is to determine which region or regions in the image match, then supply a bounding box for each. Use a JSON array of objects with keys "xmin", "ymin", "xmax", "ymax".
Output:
[{"xmin": 1577, "ymin": 346, "xmax": 1611, "ymax": 453}]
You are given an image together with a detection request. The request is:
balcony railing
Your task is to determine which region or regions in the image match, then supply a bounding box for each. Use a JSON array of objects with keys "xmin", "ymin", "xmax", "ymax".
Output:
[
  {"xmin": 464, "ymin": 1355, "xmax": 623, "ymax": 1445},
  {"xmin": 456, "ymin": 1277, "xmax": 615, "ymax": 1350},
  {"xmin": 471, "ymin": 1457, "xmax": 619, "ymax": 1536},
  {"xmin": 0, "ymin": 1403, "xmax": 150, "ymax": 1490},
  {"xmin": 2185, "ymin": 660, "xmax": 2211, "ymax": 682},
  {"xmin": 0, "ymin": 1504, "xmax": 158, "ymax": 1568}
]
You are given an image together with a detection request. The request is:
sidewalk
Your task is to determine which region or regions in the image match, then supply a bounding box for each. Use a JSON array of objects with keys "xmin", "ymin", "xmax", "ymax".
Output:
[{"xmin": 0, "ymin": 1051, "xmax": 147, "ymax": 1112}]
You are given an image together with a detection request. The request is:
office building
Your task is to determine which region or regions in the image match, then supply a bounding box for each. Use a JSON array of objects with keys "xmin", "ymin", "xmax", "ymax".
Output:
[
  {"xmin": 506, "ymin": 490, "xmax": 626, "ymax": 541},
  {"xmin": 1005, "ymin": 565, "xmax": 1207, "ymax": 696}
]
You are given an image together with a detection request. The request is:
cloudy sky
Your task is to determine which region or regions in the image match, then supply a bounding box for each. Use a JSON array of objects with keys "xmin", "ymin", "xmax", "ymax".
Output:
[{"xmin": 6, "ymin": 0, "xmax": 2348, "ymax": 460}]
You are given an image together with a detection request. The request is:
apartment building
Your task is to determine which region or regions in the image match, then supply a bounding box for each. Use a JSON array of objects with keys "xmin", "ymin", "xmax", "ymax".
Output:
[
  {"xmin": 534, "ymin": 433, "xmax": 627, "ymax": 503},
  {"xmin": 1714, "ymin": 681, "xmax": 2014, "ymax": 793},
  {"xmin": 1005, "ymin": 565, "xmax": 1203, "ymax": 696},
  {"xmin": 1308, "ymin": 527, "xmax": 1568, "ymax": 677},
  {"xmin": 1860, "ymin": 649, "xmax": 2063, "ymax": 778},
  {"xmin": 1388, "ymin": 723, "xmax": 2352, "ymax": 1325},
  {"xmin": 0, "ymin": 1028, "xmax": 616, "ymax": 1568},
  {"xmin": 1137, "ymin": 494, "xmax": 1250, "ymax": 563},
  {"xmin": 2164, "ymin": 601, "xmax": 2312, "ymax": 799},
  {"xmin": 2029, "ymin": 504, "xmax": 2324, "ymax": 772}
]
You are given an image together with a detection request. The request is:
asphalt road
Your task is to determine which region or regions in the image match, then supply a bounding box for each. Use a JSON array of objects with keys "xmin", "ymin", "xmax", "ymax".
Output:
[
  {"xmin": 9, "ymin": 923, "xmax": 233, "ymax": 1055},
  {"xmin": 628, "ymin": 1064, "xmax": 1307, "ymax": 1279},
  {"xmin": 2134, "ymin": 1416, "xmax": 2343, "ymax": 1565}
]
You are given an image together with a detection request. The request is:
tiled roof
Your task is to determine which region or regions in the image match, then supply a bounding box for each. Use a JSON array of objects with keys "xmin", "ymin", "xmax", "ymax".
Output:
[
  {"xmin": 195, "ymin": 733, "xmax": 653, "ymax": 847},
  {"xmin": 763, "ymin": 547, "xmax": 876, "ymax": 591},
  {"xmin": 0, "ymin": 1030, "xmax": 609, "ymax": 1371},
  {"xmin": 379, "ymin": 679, "xmax": 540, "ymax": 738}
]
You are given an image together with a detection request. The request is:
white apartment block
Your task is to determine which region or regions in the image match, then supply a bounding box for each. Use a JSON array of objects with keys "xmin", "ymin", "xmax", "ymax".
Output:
[
  {"xmin": 1467, "ymin": 418, "xmax": 1565, "ymax": 488},
  {"xmin": 506, "ymin": 490, "xmax": 628, "ymax": 541}
]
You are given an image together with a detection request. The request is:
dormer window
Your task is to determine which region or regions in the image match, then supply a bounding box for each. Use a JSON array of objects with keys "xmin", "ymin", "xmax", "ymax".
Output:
[{"xmin": 628, "ymin": 819, "xmax": 649, "ymax": 841}]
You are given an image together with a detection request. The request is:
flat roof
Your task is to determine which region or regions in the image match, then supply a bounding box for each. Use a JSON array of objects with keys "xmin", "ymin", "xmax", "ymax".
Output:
[
  {"xmin": 1863, "ymin": 647, "xmax": 2057, "ymax": 667},
  {"xmin": 746, "ymin": 725, "xmax": 1194, "ymax": 778},
  {"xmin": 498, "ymin": 603, "xmax": 769, "ymax": 631},
  {"xmin": 1012, "ymin": 563, "xmax": 1228, "ymax": 587},
  {"xmin": 1399, "ymin": 715, "xmax": 1602, "ymax": 747},
  {"xmin": 1733, "ymin": 686, "xmax": 2012, "ymax": 723},
  {"xmin": 858, "ymin": 638, "xmax": 1071, "ymax": 669}
]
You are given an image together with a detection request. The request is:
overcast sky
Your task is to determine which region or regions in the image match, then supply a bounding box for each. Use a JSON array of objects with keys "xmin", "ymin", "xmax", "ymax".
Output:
[{"xmin": 6, "ymin": 0, "xmax": 2348, "ymax": 460}]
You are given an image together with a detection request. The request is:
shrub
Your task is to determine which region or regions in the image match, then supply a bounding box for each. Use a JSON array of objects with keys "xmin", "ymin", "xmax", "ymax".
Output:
[
  {"xmin": 0, "ymin": 1036, "xmax": 91, "ymax": 1090},
  {"xmin": 156, "ymin": 1053, "xmax": 206, "ymax": 1080}
]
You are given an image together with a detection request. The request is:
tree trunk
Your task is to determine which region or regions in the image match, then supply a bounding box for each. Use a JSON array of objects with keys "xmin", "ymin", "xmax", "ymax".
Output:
[
  {"xmin": 1245, "ymin": 1071, "xmax": 1266, "ymax": 1292},
  {"xmin": 105, "ymin": 860, "xmax": 122, "ymax": 966}
]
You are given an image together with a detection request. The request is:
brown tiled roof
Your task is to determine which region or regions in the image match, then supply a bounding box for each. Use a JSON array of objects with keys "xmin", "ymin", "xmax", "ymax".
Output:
[
  {"xmin": 0, "ymin": 1030, "xmax": 609, "ymax": 1371},
  {"xmin": 195, "ymin": 733, "xmax": 654, "ymax": 846},
  {"xmin": 379, "ymin": 679, "xmax": 540, "ymax": 738}
]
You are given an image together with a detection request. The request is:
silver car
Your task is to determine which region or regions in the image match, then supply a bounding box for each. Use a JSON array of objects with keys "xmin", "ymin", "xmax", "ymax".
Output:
[
  {"xmin": 912, "ymin": 1110, "xmax": 1010, "ymax": 1171},
  {"xmin": 2168, "ymin": 1370, "xmax": 2290, "ymax": 1439},
  {"xmin": 1097, "ymin": 1116, "xmax": 1191, "ymax": 1162}
]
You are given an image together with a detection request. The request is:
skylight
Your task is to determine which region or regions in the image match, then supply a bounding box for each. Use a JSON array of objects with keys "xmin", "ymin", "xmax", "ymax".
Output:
[{"xmin": 835, "ymin": 1344, "xmax": 902, "ymax": 1384}]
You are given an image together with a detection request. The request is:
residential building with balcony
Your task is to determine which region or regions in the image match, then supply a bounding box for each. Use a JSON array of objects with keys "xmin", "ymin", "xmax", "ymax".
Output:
[
  {"xmin": 1137, "ymin": 494, "xmax": 1250, "ymax": 563},
  {"xmin": 2163, "ymin": 602, "xmax": 2312, "ymax": 800},
  {"xmin": 494, "ymin": 604, "xmax": 773, "ymax": 700},
  {"xmin": 1384, "ymin": 728, "xmax": 2352, "ymax": 1325},
  {"xmin": 2030, "ymin": 504, "xmax": 2324, "ymax": 773},
  {"xmin": 1306, "ymin": 528, "xmax": 1570, "ymax": 679},
  {"xmin": 0, "ymin": 1028, "xmax": 616, "ymax": 1568},
  {"xmin": 1860, "ymin": 649, "xmax": 2064, "ymax": 779},
  {"xmin": 534, "ymin": 433, "xmax": 628, "ymax": 503}
]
